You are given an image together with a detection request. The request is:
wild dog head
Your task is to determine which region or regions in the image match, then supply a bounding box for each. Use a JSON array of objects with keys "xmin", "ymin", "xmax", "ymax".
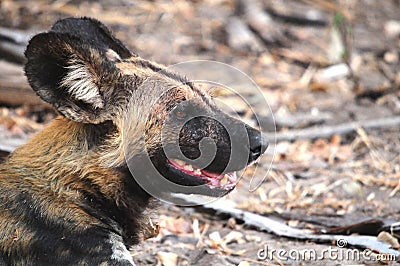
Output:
[{"xmin": 25, "ymin": 17, "xmax": 268, "ymax": 200}]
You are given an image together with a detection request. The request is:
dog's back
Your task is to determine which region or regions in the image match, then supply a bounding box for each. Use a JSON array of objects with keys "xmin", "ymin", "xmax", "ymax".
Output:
[{"xmin": 0, "ymin": 118, "xmax": 149, "ymax": 265}]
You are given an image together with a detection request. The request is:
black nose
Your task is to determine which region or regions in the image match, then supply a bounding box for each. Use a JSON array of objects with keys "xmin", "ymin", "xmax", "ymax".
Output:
[{"xmin": 248, "ymin": 131, "xmax": 268, "ymax": 163}]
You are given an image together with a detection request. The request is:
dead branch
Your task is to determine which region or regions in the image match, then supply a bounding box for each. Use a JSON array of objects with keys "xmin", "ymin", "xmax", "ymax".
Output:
[
  {"xmin": 264, "ymin": 116, "xmax": 400, "ymax": 142},
  {"xmin": 0, "ymin": 60, "xmax": 48, "ymax": 106},
  {"xmin": 201, "ymin": 200, "xmax": 400, "ymax": 260},
  {"xmin": 0, "ymin": 27, "xmax": 45, "ymax": 106},
  {"xmin": 0, "ymin": 26, "xmax": 31, "ymax": 44},
  {"xmin": 0, "ymin": 26, "xmax": 32, "ymax": 64},
  {"xmin": 259, "ymin": 111, "xmax": 333, "ymax": 130},
  {"xmin": 225, "ymin": 17, "xmax": 264, "ymax": 53},
  {"xmin": 238, "ymin": 0, "xmax": 286, "ymax": 46},
  {"xmin": 0, "ymin": 137, "xmax": 26, "ymax": 153}
]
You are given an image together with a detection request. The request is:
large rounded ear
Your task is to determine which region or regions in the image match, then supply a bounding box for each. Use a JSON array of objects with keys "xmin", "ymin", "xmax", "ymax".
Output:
[
  {"xmin": 50, "ymin": 17, "xmax": 133, "ymax": 59},
  {"xmin": 25, "ymin": 32, "xmax": 106, "ymax": 123},
  {"xmin": 24, "ymin": 18, "xmax": 133, "ymax": 124}
]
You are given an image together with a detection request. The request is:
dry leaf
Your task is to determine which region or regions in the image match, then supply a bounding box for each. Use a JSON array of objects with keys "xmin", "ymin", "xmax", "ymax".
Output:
[
  {"xmin": 208, "ymin": 231, "xmax": 222, "ymax": 249},
  {"xmin": 223, "ymin": 231, "xmax": 245, "ymax": 245},
  {"xmin": 158, "ymin": 215, "xmax": 192, "ymax": 235},
  {"xmin": 377, "ymin": 231, "xmax": 400, "ymax": 249},
  {"xmin": 157, "ymin": 251, "xmax": 178, "ymax": 266},
  {"xmin": 226, "ymin": 217, "xmax": 236, "ymax": 229}
]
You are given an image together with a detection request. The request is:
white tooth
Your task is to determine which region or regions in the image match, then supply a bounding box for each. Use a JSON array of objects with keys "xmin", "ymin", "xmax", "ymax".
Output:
[
  {"xmin": 173, "ymin": 159, "xmax": 186, "ymax": 166},
  {"xmin": 220, "ymin": 175, "xmax": 228, "ymax": 185},
  {"xmin": 183, "ymin": 164, "xmax": 194, "ymax": 171},
  {"xmin": 194, "ymin": 169, "xmax": 202, "ymax": 175},
  {"xmin": 229, "ymin": 172, "xmax": 237, "ymax": 182}
]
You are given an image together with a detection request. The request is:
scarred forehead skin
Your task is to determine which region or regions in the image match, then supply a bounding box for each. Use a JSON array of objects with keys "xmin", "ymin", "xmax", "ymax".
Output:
[{"xmin": 115, "ymin": 56, "xmax": 207, "ymax": 101}]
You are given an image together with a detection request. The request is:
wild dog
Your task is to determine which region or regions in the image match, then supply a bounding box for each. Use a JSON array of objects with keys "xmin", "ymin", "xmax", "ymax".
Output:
[{"xmin": 0, "ymin": 17, "xmax": 267, "ymax": 265}]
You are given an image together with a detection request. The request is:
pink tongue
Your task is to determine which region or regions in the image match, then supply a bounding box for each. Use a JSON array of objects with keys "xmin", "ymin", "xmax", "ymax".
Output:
[{"xmin": 200, "ymin": 170, "xmax": 221, "ymax": 179}]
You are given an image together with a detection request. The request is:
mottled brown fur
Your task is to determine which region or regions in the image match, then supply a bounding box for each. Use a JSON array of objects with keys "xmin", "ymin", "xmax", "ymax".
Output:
[
  {"xmin": 1, "ymin": 115, "xmax": 153, "ymax": 264},
  {"xmin": 0, "ymin": 17, "xmax": 266, "ymax": 265},
  {"xmin": 0, "ymin": 17, "xmax": 209, "ymax": 265}
]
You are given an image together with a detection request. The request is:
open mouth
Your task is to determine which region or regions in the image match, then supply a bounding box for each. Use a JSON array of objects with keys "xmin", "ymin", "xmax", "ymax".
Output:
[{"xmin": 167, "ymin": 158, "xmax": 237, "ymax": 190}]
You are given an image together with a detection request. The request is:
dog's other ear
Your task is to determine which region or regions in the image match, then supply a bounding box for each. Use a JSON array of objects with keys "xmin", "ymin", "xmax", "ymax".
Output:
[
  {"xmin": 24, "ymin": 18, "xmax": 132, "ymax": 123},
  {"xmin": 50, "ymin": 17, "xmax": 133, "ymax": 59}
]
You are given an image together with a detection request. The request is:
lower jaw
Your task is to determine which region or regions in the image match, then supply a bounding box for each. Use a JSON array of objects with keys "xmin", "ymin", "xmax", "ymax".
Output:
[
  {"xmin": 123, "ymin": 155, "xmax": 235, "ymax": 197},
  {"xmin": 167, "ymin": 159, "xmax": 237, "ymax": 190}
]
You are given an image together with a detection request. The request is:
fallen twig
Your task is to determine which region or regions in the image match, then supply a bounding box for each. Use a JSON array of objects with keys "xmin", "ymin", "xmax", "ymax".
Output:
[
  {"xmin": 200, "ymin": 199, "xmax": 400, "ymax": 261},
  {"xmin": 225, "ymin": 17, "xmax": 264, "ymax": 53},
  {"xmin": 0, "ymin": 137, "xmax": 27, "ymax": 153},
  {"xmin": 238, "ymin": 0, "xmax": 286, "ymax": 46},
  {"xmin": 0, "ymin": 60, "xmax": 50, "ymax": 106},
  {"xmin": 0, "ymin": 26, "xmax": 32, "ymax": 64},
  {"xmin": 264, "ymin": 116, "xmax": 400, "ymax": 142},
  {"xmin": 172, "ymin": 194, "xmax": 400, "ymax": 260},
  {"xmin": 259, "ymin": 111, "xmax": 332, "ymax": 130}
]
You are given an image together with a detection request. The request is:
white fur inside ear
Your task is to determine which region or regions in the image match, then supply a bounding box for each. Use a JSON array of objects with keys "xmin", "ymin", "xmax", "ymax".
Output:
[
  {"xmin": 106, "ymin": 49, "xmax": 121, "ymax": 62},
  {"xmin": 60, "ymin": 61, "xmax": 104, "ymax": 109}
]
